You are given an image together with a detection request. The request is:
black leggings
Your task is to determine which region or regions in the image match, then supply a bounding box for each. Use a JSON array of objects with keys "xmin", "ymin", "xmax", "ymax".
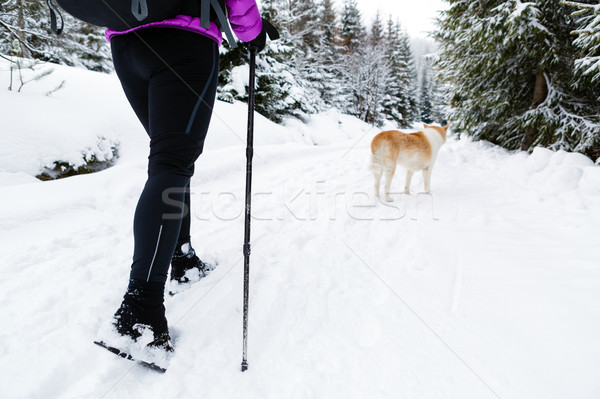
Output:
[{"xmin": 111, "ymin": 28, "xmax": 219, "ymax": 285}]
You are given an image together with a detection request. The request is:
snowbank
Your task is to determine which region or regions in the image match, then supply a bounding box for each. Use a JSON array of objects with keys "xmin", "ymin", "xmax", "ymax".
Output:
[
  {"xmin": 281, "ymin": 108, "xmax": 374, "ymax": 145},
  {"xmin": 0, "ymin": 59, "xmax": 134, "ymax": 184},
  {"xmin": 499, "ymin": 145, "xmax": 597, "ymax": 205}
]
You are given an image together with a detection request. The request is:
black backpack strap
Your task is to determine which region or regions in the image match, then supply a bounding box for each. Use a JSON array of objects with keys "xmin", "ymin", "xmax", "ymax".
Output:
[
  {"xmin": 200, "ymin": 0, "xmax": 210, "ymax": 29},
  {"xmin": 201, "ymin": 0, "xmax": 237, "ymax": 48},
  {"xmin": 46, "ymin": 0, "xmax": 64, "ymax": 35}
]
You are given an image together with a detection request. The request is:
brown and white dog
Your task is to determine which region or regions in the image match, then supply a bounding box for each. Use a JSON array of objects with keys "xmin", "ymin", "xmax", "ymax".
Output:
[{"xmin": 370, "ymin": 125, "xmax": 448, "ymax": 201}]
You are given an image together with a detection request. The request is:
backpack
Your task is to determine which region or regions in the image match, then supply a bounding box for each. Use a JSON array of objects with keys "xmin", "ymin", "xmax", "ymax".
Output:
[{"xmin": 46, "ymin": 0, "xmax": 237, "ymax": 47}]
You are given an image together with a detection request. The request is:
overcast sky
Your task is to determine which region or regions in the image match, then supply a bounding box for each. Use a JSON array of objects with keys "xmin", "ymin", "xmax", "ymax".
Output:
[{"xmin": 338, "ymin": 0, "xmax": 448, "ymax": 38}]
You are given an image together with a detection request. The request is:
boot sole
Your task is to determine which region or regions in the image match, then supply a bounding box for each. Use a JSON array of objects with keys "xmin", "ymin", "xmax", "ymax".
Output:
[{"xmin": 94, "ymin": 340, "xmax": 168, "ymax": 373}]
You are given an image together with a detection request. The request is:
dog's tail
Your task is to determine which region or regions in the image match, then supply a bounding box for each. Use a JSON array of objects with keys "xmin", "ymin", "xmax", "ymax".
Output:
[{"xmin": 369, "ymin": 140, "xmax": 384, "ymax": 174}]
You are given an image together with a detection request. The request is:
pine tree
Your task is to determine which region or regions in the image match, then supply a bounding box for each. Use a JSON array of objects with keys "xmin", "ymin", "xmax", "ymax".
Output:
[
  {"xmin": 380, "ymin": 17, "xmax": 403, "ymax": 125},
  {"xmin": 289, "ymin": 0, "xmax": 329, "ymax": 114},
  {"xmin": 435, "ymin": 0, "xmax": 600, "ymax": 158},
  {"xmin": 289, "ymin": 0, "xmax": 320, "ymax": 51},
  {"xmin": 219, "ymin": 0, "xmax": 323, "ymax": 122},
  {"xmin": 428, "ymin": 67, "xmax": 448, "ymax": 124},
  {"xmin": 0, "ymin": 0, "xmax": 111, "ymax": 72},
  {"xmin": 416, "ymin": 51, "xmax": 447, "ymax": 125},
  {"xmin": 321, "ymin": 0, "xmax": 338, "ymax": 46},
  {"xmin": 338, "ymin": 0, "xmax": 370, "ymax": 120},
  {"xmin": 340, "ymin": 0, "xmax": 366, "ymax": 54},
  {"xmin": 381, "ymin": 18, "xmax": 418, "ymax": 127},
  {"xmin": 315, "ymin": 0, "xmax": 345, "ymax": 108},
  {"xmin": 355, "ymin": 45, "xmax": 391, "ymax": 124},
  {"xmin": 349, "ymin": 10, "xmax": 389, "ymax": 125},
  {"xmin": 418, "ymin": 68, "xmax": 433, "ymax": 124},
  {"xmin": 395, "ymin": 25, "xmax": 419, "ymax": 126},
  {"xmin": 340, "ymin": 7, "xmax": 389, "ymax": 124},
  {"xmin": 562, "ymin": 1, "xmax": 600, "ymax": 84},
  {"xmin": 370, "ymin": 10, "xmax": 384, "ymax": 47}
]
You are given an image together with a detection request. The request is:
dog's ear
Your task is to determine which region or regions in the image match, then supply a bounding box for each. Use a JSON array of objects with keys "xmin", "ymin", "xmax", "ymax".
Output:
[
  {"xmin": 424, "ymin": 124, "xmax": 430, "ymax": 129},
  {"xmin": 442, "ymin": 124, "xmax": 450, "ymax": 131}
]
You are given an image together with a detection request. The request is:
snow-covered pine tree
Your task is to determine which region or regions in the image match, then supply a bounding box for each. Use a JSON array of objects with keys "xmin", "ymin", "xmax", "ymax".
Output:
[
  {"xmin": 219, "ymin": 0, "xmax": 323, "ymax": 122},
  {"xmin": 435, "ymin": 0, "xmax": 600, "ymax": 158},
  {"xmin": 416, "ymin": 51, "xmax": 446, "ymax": 125},
  {"xmin": 286, "ymin": 0, "xmax": 329, "ymax": 114},
  {"xmin": 370, "ymin": 10, "xmax": 384, "ymax": 48},
  {"xmin": 251, "ymin": 6, "xmax": 306, "ymax": 121},
  {"xmin": 380, "ymin": 17, "xmax": 403, "ymax": 125},
  {"xmin": 0, "ymin": 0, "xmax": 111, "ymax": 72},
  {"xmin": 396, "ymin": 24, "xmax": 418, "ymax": 126},
  {"xmin": 428, "ymin": 65, "xmax": 448, "ymax": 125},
  {"xmin": 316, "ymin": 0, "xmax": 345, "ymax": 107},
  {"xmin": 340, "ymin": 3, "xmax": 386, "ymax": 124},
  {"xmin": 381, "ymin": 18, "xmax": 418, "ymax": 127},
  {"xmin": 418, "ymin": 68, "xmax": 433, "ymax": 124},
  {"xmin": 356, "ymin": 12, "xmax": 391, "ymax": 125},
  {"xmin": 321, "ymin": 0, "xmax": 338, "ymax": 46},
  {"xmin": 562, "ymin": 1, "xmax": 600, "ymax": 84},
  {"xmin": 287, "ymin": 0, "xmax": 319, "ymax": 51},
  {"xmin": 338, "ymin": 0, "xmax": 378, "ymax": 121},
  {"xmin": 340, "ymin": 0, "xmax": 366, "ymax": 54}
]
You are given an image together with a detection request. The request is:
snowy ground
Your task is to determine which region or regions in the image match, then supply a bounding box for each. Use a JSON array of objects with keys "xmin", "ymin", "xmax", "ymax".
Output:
[{"xmin": 1, "ymin": 60, "xmax": 599, "ymax": 399}]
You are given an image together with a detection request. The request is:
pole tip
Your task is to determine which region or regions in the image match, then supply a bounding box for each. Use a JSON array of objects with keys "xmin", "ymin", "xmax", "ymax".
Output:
[{"xmin": 241, "ymin": 361, "xmax": 248, "ymax": 372}]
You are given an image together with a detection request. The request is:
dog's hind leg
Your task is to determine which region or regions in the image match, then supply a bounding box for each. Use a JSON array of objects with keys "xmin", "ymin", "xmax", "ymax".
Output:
[
  {"xmin": 373, "ymin": 169, "xmax": 383, "ymax": 199},
  {"xmin": 370, "ymin": 151, "xmax": 384, "ymax": 199},
  {"xmin": 383, "ymin": 161, "xmax": 396, "ymax": 202},
  {"xmin": 404, "ymin": 170, "xmax": 414, "ymax": 194},
  {"xmin": 422, "ymin": 167, "xmax": 432, "ymax": 193}
]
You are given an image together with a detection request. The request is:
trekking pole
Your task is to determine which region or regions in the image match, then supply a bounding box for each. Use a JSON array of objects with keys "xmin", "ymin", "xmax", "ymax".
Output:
[
  {"xmin": 241, "ymin": 46, "xmax": 257, "ymax": 372},
  {"xmin": 240, "ymin": 20, "xmax": 279, "ymax": 373}
]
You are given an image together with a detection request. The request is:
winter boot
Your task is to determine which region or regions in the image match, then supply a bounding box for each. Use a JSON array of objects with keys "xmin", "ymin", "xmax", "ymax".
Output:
[
  {"xmin": 170, "ymin": 241, "xmax": 214, "ymax": 284},
  {"xmin": 113, "ymin": 279, "xmax": 173, "ymax": 351}
]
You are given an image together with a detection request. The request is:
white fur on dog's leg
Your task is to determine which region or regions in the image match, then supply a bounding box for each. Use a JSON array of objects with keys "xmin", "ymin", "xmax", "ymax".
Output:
[
  {"xmin": 373, "ymin": 175, "xmax": 381, "ymax": 198},
  {"xmin": 423, "ymin": 167, "xmax": 432, "ymax": 193},
  {"xmin": 372, "ymin": 166, "xmax": 383, "ymax": 200},
  {"xmin": 384, "ymin": 164, "xmax": 396, "ymax": 204},
  {"xmin": 405, "ymin": 170, "xmax": 414, "ymax": 195},
  {"xmin": 374, "ymin": 183, "xmax": 381, "ymax": 199}
]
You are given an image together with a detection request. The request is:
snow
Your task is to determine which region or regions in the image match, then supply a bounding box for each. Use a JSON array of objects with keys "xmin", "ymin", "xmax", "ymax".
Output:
[
  {"xmin": 1, "ymin": 61, "xmax": 600, "ymax": 399},
  {"xmin": 525, "ymin": 146, "xmax": 554, "ymax": 173},
  {"xmin": 223, "ymin": 64, "xmax": 250, "ymax": 97},
  {"xmin": 0, "ymin": 62, "xmax": 127, "ymax": 179}
]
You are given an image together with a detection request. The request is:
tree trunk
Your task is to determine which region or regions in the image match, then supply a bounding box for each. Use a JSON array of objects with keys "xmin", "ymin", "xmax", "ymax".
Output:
[
  {"xmin": 16, "ymin": 0, "xmax": 31, "ymax": 58},
  {"xmin": 521, "ymin": 70, "xmax": 548, "ymax": 150}
]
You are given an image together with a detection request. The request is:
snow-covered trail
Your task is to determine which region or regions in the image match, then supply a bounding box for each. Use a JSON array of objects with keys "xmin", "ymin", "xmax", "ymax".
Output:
[{"xmin": 1, "ymin": 130, "xmax": 599, "ymax": 399}]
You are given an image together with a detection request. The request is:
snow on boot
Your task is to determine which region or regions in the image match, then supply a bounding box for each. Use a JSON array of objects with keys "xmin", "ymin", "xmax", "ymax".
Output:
[
  {"xmin": 169, "ymin": 241, "xmax": 216, "ymax": 295},
  {"xmin": 95, "ymin": 280, "xmax": 174, "ymax": 372}
]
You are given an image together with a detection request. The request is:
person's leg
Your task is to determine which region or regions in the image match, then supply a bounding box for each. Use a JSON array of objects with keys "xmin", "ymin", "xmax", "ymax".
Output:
[
  {"xmin": 177, "ymin": 182, "xmax": 192, "ymax": 247},
  {"xmin": 131, "ymin": 29, "xmax": 218, "ymax": 286},
  {"xmin": 110, "ymin": 34, "xmax": 150, "ymax": 135},
  {"xmin": 110, "ymin": 34, "xmax": 172, "ymax": 344},
  {"xmin": 171, "ymin": 179, "xmax": 214, "ymax": 284},
  {"xmin": 109, "ymin": 29, "xmax": 219, "ymax": 341},
  {"xmin": 154, "ymin": 33, "xmax": 219, "ymax": 285}
]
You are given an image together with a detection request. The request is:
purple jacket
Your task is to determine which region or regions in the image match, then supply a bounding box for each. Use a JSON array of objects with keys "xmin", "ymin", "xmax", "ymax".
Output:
[{"xmin": 105, "ymin": 0, "xmax": 263, "ymax": 45}]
